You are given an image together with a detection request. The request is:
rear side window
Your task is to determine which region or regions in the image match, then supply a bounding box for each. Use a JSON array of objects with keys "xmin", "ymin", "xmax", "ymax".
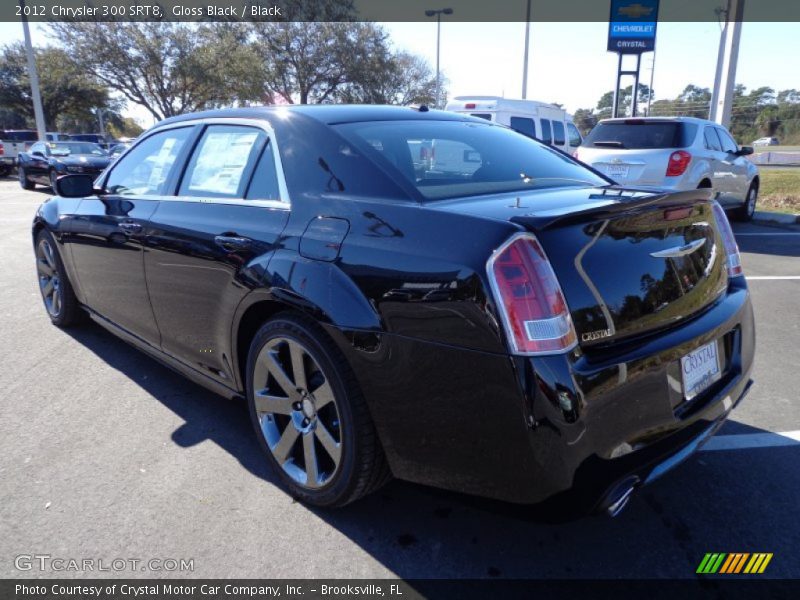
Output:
[
  {"xmin": 471, "ymin": 113, "xmax": 492, "ymax": 121},
  {"xmin": 552, "ymin": 121, "xmax": 566, "ymax": 146},
  {"xmin": 704, "ymin": 127, "xmax": 722, "ymax": 151},
  {"xmin": 246, "ymin": 142, "xmax": 282, "ymax": 201},
  {"xmin": 567, "ymin": 123, "xmax": 582, "ymax": 147},
  {"xmin": 540, "ymin": 119, "xmax": 552, "ymax": 144},
  {"xmin": 179, "ymin": 125, "xmax": 266, "ymax": 199},
  {"xmin": 583, "ymin": 122, "xmax": 698, "ymax": 149},
  {"xmin": 510, "ymin": 117, "xmax": 536, "ymax": 138},
  {"xmin": 106, "ymin": 127, "xmax": 191, "ymax": 196}
]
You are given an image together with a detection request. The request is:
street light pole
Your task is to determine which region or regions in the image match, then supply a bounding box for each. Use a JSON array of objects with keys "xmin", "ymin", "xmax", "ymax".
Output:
[
  {"xmin": 522, "ymin": 0, "xmax": 531, "ymax": 99},
  {"xmin": 19, "ymin": 0, "xmax": 46, "ymax": 140},
  {"xmin": 425, "ymin": 7, "xmax": 453, "ymax": 109}
]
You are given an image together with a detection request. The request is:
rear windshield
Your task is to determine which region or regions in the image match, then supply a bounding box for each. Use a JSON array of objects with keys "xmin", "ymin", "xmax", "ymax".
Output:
[
  {"xmin": 334, "ymin": 120, "xmax": 608, "ymax": 201},
  {"xmin": 582, "ymin": 122, "xmax": 698, "ymax": 149},
  {"xmin": 1, "ymin": 131, "xmax": 38, "ymax": 142}
]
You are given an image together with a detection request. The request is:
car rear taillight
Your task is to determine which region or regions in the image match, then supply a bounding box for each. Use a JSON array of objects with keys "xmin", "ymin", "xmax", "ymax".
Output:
[
  {"xmin": 0, "ymin": 143, "xmax": 4, "ymax": 155},
  {"xmin": 666, "ymin": 151, "xmax": 691, "ymax": 177},
  {"xmin": 711, "ymin": 202, "xmax": 743, "ymax": 278},
  {"xmin": 465, "ymin": 103, "xmax": 476, "ymax": 109},
  {"xmin": 488, "ymin": 234, "xmax": 578, "ymax": 355}
]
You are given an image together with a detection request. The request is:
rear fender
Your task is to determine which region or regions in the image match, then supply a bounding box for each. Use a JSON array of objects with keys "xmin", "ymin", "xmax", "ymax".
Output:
[{"xmin": 264, "ymin": 249, "xmax": 382, "ymax": 331}]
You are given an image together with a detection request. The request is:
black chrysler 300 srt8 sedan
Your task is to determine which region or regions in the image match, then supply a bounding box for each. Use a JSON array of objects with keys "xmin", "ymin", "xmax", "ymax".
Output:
[{"xmin": 32, "ymin": 106, "xmax": 754, "ymax": 516}]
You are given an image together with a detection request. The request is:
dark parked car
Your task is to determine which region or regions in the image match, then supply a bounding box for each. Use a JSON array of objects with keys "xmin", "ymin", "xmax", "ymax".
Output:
[
  {"xmin": 31, "ymin": 106, "xmax": 754, "ymax": 517},
  {"xmin": 19, "ymin": 141, "xmax": 112, "ymax": 190}
]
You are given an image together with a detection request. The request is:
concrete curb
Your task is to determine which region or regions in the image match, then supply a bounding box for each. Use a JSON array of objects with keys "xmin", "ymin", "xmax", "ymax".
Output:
[{"xmin": 752, "ymin": 211, "xmax": 800, "ymax": 225}]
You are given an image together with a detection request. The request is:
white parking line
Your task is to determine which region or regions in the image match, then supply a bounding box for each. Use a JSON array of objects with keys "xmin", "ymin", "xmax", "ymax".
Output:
[
  {"xmin": 701, "ymin": 430, "xmax": 800, "ymax": 451},
  {"xmin": 746, "ymin": 276, "xmax": 800, "ymax": 280}
]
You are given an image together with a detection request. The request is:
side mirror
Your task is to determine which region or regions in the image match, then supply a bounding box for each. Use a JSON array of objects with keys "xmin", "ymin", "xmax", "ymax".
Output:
[
  {"xmin": 738, "ymin": 146, "xmax": 754, "ymax": 156},
  {"xmin": 55, "ymin": 174, "xmax": 96, "ymax": 198}
]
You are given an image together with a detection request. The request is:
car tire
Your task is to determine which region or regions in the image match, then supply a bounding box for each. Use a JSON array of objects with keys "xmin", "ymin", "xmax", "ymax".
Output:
[
  {"xmin": 0, "ymin": 166, "xmax": 10, "ymax": 178},
  {"xmin": 34, "ymin": 229, "xmax": 84, "ymax": 327},
  {"xmin": 19, "ymin": 166, "xmax": 35, "ymax": 190},
  {"xmin": 246, "ymin": 313, "xmax": 391, "ymax": 507},
  {"xmin": 49, "ymin": 169, "xmax": 58, "ymax": 191},
  {"xmin": 733, "ymin": 182, "xmax": 758, "ymax": 222}
]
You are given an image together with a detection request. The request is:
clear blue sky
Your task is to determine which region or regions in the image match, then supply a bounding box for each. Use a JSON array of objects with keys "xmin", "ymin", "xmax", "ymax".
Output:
[{"xmin": 0, "ymin": 21, "xmax": 797, "ymax": 126}]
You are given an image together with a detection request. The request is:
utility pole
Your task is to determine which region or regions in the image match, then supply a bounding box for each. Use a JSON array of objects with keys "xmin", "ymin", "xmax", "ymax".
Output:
[
  {"xmin": 522, "ymin": 0, "xmax": 531, "ymax": 99},
  {"xmin": 425, "ymin": 7, "xmax": 453, "ymax": 109},
  {"xmin": 710, "ymin": 0, "xmax": 744, "ymax": 126},
  {"xmin": 19, "ymin": 0, "xmax": 46, "ymax": 140},
  {"xmin": 97, "ymin": 109, "xmax": 106, "ymax": 138},
  {"xmin": 647, "ymin": 47, "xmax": 657, "ymax": 115}
]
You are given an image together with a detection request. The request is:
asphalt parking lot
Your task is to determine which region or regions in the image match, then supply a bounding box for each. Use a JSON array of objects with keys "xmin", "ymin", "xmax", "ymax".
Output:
[{"xmin": 0, "ymin": 178, "xmax": 798, "ymax": 580}]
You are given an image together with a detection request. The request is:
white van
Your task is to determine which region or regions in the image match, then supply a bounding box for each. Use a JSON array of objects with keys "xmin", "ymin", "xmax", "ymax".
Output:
[{"xmin": 444, "ymin": 96, "xmax": 583, "ymax": 155}]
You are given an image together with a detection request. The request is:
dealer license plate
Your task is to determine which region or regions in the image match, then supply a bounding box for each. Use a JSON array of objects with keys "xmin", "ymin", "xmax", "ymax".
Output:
[
  {"xmin": 681, "ymin": 340, "xmax": 721, "ymax": 400},
  {"xmin": 605, "ymin": 164, "xmax": 629, "ymax": 179}
]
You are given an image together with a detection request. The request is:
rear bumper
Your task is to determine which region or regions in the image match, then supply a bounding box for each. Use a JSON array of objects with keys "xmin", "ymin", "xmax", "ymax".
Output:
[
  {"xmin": 0, "ymin": 157, "xmax": 16, "ymax": 166},
  {"xmin": 330, "ymin": 282, "xmax": 755, "ymax": 511}
]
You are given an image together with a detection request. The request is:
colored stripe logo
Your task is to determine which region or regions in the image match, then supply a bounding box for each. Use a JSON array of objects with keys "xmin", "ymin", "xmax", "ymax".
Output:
[{"xmin": 697, "ymin": 553, "xmax": 773, "ymax": 574}]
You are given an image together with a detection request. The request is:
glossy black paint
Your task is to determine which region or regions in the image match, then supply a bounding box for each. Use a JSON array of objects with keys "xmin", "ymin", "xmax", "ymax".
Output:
[
  {"xmin": 18, "ymin": 142, "xmax": 111, "ymax": 187},
  {"xmin": 32, "ymin": 106, "xmax": 755, "ymax": 512}
]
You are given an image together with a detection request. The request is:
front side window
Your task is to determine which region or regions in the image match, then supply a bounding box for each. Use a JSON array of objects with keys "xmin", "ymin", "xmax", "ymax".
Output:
[
  {"xmin": 510, "ymin": 117, "xmax": 536, "ymax": 138},
  {"xmin": 704, "ymin": 128, "xmax": 722, "ymax": 151},
  {"xmin": 179, "ymin": 125, "xmax": 266, "ymax": 199},
  {"xmin": 540, "ymin": 119, "xmax": 552, "ymax": 144},
  {"xmin": 106, "ymin": 127, "xmax": 192, "ymax": 196},
  {"xmin": 553, "ymin": 121, "xmax": 566, "ymax": 146},
  {"xmin": 716, "ymin": 128, "xmax": 738, "ymax": 154},
  {"xmin": 567, "ymin": 123, "xmax": 582, "ymax": 147},
  {"xmin": 335, "ymin": 120, "xmax": 608, "ymax": 201}
]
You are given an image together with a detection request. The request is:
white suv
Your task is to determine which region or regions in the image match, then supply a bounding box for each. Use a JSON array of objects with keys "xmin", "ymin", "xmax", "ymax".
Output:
[{"xmin": 576, "ymin": 117, "xmax": 760, "ymax": 221}]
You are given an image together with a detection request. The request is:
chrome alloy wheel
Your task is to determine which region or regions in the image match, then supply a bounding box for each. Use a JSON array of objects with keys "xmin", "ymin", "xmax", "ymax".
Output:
[
  {"xmin": 36, "ymin": 238, "xmax": 62, "ymax": 317},
  {"xmin": 253, "ymin": 337, "xmax": 342, "ymax": 489}
]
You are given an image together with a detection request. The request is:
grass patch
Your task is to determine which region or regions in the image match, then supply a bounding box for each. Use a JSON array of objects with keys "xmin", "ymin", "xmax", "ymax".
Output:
[{"xmin": 758, "ymin": 168, "xmax": 800, "ymax": 214}]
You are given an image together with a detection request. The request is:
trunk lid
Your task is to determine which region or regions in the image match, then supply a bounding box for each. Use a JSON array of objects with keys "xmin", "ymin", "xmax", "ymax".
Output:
[
  {"xmin": 435, "ymin": 186, "xmax": 728, "ymax": 347},
  {"xmin": 577, "ymin": 147, "xmax": 674, "ymax": 186}
]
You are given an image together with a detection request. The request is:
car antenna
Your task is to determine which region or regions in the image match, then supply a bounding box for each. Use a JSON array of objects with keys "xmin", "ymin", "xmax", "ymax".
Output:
[{"xmin": 410, "ymin": 104, "xmax": 430, "ymax": 112}]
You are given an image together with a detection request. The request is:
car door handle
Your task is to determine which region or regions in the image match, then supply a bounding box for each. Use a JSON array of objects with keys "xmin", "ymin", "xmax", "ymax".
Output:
[
  {"xmin": 214, "ymin": 235, "xmax": 252, "ymax": 251},
  {"xmin": 118, "ymin": 222, "xmax": 142, "ymax": 234}
]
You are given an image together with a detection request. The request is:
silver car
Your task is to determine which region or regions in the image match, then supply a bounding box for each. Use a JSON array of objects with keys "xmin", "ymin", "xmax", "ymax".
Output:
[{"xmin": 576, "ymin": 117, "xmax": 760, "ymax": 221}]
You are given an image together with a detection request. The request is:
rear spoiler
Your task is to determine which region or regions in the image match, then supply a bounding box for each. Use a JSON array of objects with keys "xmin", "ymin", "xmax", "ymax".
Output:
[{"xmin": 510, "ymin": 187, "xmax": 714, "ymax": 231}]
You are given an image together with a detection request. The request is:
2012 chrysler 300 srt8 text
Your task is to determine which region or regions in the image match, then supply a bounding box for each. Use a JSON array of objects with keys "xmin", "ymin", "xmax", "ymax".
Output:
[{"xmin": 32, "ymin": 106, "xmax": 754, "ymax": 517}]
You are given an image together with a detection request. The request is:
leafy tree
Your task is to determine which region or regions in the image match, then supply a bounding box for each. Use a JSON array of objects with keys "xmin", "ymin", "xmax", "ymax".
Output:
[
  {"xmin": 596, "ymin": 84, "xmax": 653, "ymax": 119},
  {"xmin": 253, "ymin": 22, "xmax": 385, "ymax": 104},
  {"xmin": 0, "ymin": 42, "xmax": 109, "ymax": 130},
  {"xmin": 572, "ymin": 108, "xmax": 597, "ymax": 135},
  {"xmin": 334, "ymin": 51, "xmax": 439, "ymax": 106},
  {"xmin": 48, "ymin": 22, "xmax": 263, "ymax": 120},
  {"xmin": 106, "ymin": 116, "xmax": 144, "ymax": 139}
]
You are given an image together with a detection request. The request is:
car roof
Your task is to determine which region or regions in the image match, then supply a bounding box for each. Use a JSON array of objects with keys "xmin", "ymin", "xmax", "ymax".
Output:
[
  {"xmin": 597, "ymin": 116, "xmax": 715, "ymax": 125},
  {"xmin": 156, "ymin": 104, "xmax": 479, "ymax": 128}
]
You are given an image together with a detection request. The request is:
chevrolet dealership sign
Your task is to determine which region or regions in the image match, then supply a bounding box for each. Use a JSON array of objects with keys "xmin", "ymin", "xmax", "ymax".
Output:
[{"xmin": 608, "ymin": 0, "xmax": 660, "ymax": 53}]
